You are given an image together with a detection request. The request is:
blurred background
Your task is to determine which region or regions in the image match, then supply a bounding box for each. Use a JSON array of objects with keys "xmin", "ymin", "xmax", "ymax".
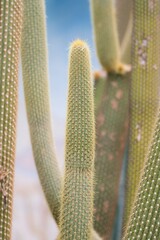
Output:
[{"xmin": 13, "ymin": 0, "xmax": 100, "ymax": 239}]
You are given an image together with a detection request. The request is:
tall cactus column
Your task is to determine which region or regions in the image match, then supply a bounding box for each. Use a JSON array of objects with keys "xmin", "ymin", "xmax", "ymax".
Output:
[
  {"xmin": 21, "ymin": 0, "xmax": 61, "ymax": 223},
  {"xmin": 59, "ymin": 40, "xmax": 95, "ymax": 240},
  {"xmin": 94, "ymin": 72, "xmax": 129, "ymax": 240},
  {"xmin": 124, "ymin": 0, "xmax": 160, "ymax": 225},
  {"xmin": 123, "ymin": 98, "xmax": 160, "ymax": 240},
  {"xmin": 90, "ymin": 0, "xmax": 131, "ymax": 239},
  {"xmin": 0, "ymin": 0, "xmax": 23, "ymax": 239}
]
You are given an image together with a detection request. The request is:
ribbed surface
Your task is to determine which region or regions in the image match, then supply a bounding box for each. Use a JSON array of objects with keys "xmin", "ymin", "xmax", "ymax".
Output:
[
  {"xmin": 123, "ymin": 107, "xmax": 160, "ymax": 239},
  {"xmin": 21, "ymin": 0, "xmax": 61, "ymax": 223},
  {"xmin": 94, "ymin": 73, "xmax": 129, "ymax": 240},
  {"xmin": 90, "ymin": 0, "xmax": 120, "ymax": 72},
  {"xmin": 59, "ymin": 41, "xmax": 95, "ymax": 240},
  {"xmin": 124, "ymin": 0, "xmax": 160, "ymax": 224},
  {"xmin": 0, "ymin": 0, "xmax": 22, "ymax": 239}
]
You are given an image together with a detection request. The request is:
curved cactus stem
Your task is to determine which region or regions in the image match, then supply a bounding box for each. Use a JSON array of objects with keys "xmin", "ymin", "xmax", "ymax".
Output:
[
  {"xmin": 0, "ymin": 0, "xmax": 23, "ymax": 238},
  {"xmin": 123, "ymin": 107, "xmax": 160, "ymax": 239},
  {"xmin": 94, "ymin": 72, "xmax": 130, "ymax": 239},
  {"xmin": 59, "ymin": 40, "xmax": 95, "ymax": 240},
  {"xmin": 21, "ymin": 0, "xmax": 61, "ymax": 223},
  {"xmin": 116, "ymin": 0, "xmax": 132, "ymax": 44},
  {"xmin": 90, "ymin": 0, "xmax": 128, "ymax": 74},
  {"xmin": 121, "ymin": 13, "xmax": 133, "ymax": 64},
  {"xmin": 124, "ymin": 0, "xmax": 160, "ymax": 225}
]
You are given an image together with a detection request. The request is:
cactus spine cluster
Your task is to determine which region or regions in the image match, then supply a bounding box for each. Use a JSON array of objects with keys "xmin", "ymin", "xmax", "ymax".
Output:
[
  {"xmin": 59, "ymin": 40, "xmax": 95, "ymax": 240},
  {"xmin": 124, "ymin": 0, "xmax": 160, "ymax": 225},
  {"xmin": 0, "ymin": 0, "xmax": 23, "ymax": 239},
  {"xmin": 21, "ymin": 0, "xmax": 61, "ymax": 223}
]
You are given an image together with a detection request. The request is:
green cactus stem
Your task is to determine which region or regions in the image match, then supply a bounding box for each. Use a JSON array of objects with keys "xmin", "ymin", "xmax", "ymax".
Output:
[
  {"xmin": 124, "ymin": 0, "xmax": 160, "ymax": 225},
  {"xmin": 90, "ymin": 0, "xmax": 129, "ymax": 74},
  {"xmin": 123, "ymin": 106, "xmax": 160, "ymax": 239},
  {"xmin": 116, "ymin": 0, "xmax": 132, "ymax": 44},
  {"xmin": 21, "ymin": 0, "xmax": 61, "ymax": 223},
  {"xmin": 94, "ymin": 72, "xmax": 129, "ymax": 240},
  {"xmin": 0, "ymin": 0, "xmax": 23, "ymax": 239},
  {"xmin": 21, "ymin": 2, "xmax": 101, "ymax": 239},
  {"xmin": 59, "ymin": 40, "xmax": 95, "ymax": 240},
  {"xmin": 121, "ymin": 13, "xmax": 133, "ymax": 63}
]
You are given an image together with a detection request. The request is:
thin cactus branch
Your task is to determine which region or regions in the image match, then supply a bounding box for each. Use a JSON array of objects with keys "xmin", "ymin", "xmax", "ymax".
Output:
[
  {"xmin": 21, "ymin": 0, "xmax": 61, "ymax": 223},
  {"xmin": 90, "ymin": 0, "xmax": 129, "ymax": 74}
]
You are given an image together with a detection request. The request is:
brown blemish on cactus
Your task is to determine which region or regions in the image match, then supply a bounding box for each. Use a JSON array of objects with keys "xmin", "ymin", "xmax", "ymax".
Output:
[
  {"xmin": 109, "ymin": 133, "xmax": 116, "ymax": 141},
  {"xmin": 100, "ymin": 130, "xmax": 107, "ymax": 137},
  {"xmin": 148, "ymin": 0, "xmax": 156, "ymax": 12},
  {"xmin": 103, "ymin": 201, "xmax": 109, "ymax": 213},
  {"xmin": 108, "ymin": 154, "xmax": 114, "ymax": 161},
  {"xmin": 111, "ymin": 81, "xmax": 118, "ymax": 88},
  {"xmin": 96, "ymin": 215, "xmax": 100, "ymax": 222},
  {"xmin": 116, "ymin": 89, "xmax": 123, "ymax": 100},
  {"xmin": 111, "ymin": 99, "xmax": 118, "ymax": 110},
  {"xmin": 97, "ymin": 112, "xmax": 105, "ymax": 126},
  {"xmin": 100, "ymin": 184, "xmax": 105, "ymax": 192}
]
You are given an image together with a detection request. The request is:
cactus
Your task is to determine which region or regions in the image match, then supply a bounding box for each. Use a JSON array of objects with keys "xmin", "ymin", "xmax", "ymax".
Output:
[
  {"xmin": 2, "ymin": 0, "xmax": 158, "ymax": 238},
  {"xmin": 21, "ymin": 1, "xmax": 101, "ymax": 239},
  {"xmin": 90, "ymin": 0, "xmax": 132, "ymax": 238},
  {"xmin": 0, "ymin": 0, "xmax": 22, "ymax": 239},
  {"xmin": 21, "ymin": 0, "xmax": 61, "ymax": 223},
  {"xmin": 90, "ymin": 0, "xmax": 129, "ymax": 74},
  {"xmin": 116, "ymin": 0, "xmax": 132, "ymax": 44},
  {"xmin": 94, "ymin": 72, "xmax": 129, "ymax": 239},
  {"xmin": 124, "ymin": 0, "xmax": 160, "ymax": 225},
  {"xmin": 123, "ymin": 105, "xmax": 160, "ymax": 239},
  {"xmin": 59, "ymin": 40, "xmax": 95, "ymax": 240}
]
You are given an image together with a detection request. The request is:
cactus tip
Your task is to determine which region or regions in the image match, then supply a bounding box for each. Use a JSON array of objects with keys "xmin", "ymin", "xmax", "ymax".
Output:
[{"xmin": 70, "ymin": 39, "xmax": 89, "ymax": 51}]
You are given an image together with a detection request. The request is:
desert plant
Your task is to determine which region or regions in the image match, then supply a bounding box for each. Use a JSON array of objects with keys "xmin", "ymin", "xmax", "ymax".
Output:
[
  {"xmin": 21, "ymin": 0, "xmax": 160, "ymax": 239},
  {"xmin": 124, "ymin": 0, "xmax": 160, "ymax": 225},
  {"xmin": 90, "ymin": 0, "xmax": 131, "ymax": 239},
  {"xmin": 0, "ymin": 0, "xmax": 23, "ymax": 239},
  {"xmin": 59, "ymin": 40, "xmax": 95, "ymax": 240},
  {"xmin": 1, "ymin": 0, "xmax": 160, "ymax": 239},
  {"xmin": 21, "ymin": 0, "xmax": 61, "ymax": 223}
]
